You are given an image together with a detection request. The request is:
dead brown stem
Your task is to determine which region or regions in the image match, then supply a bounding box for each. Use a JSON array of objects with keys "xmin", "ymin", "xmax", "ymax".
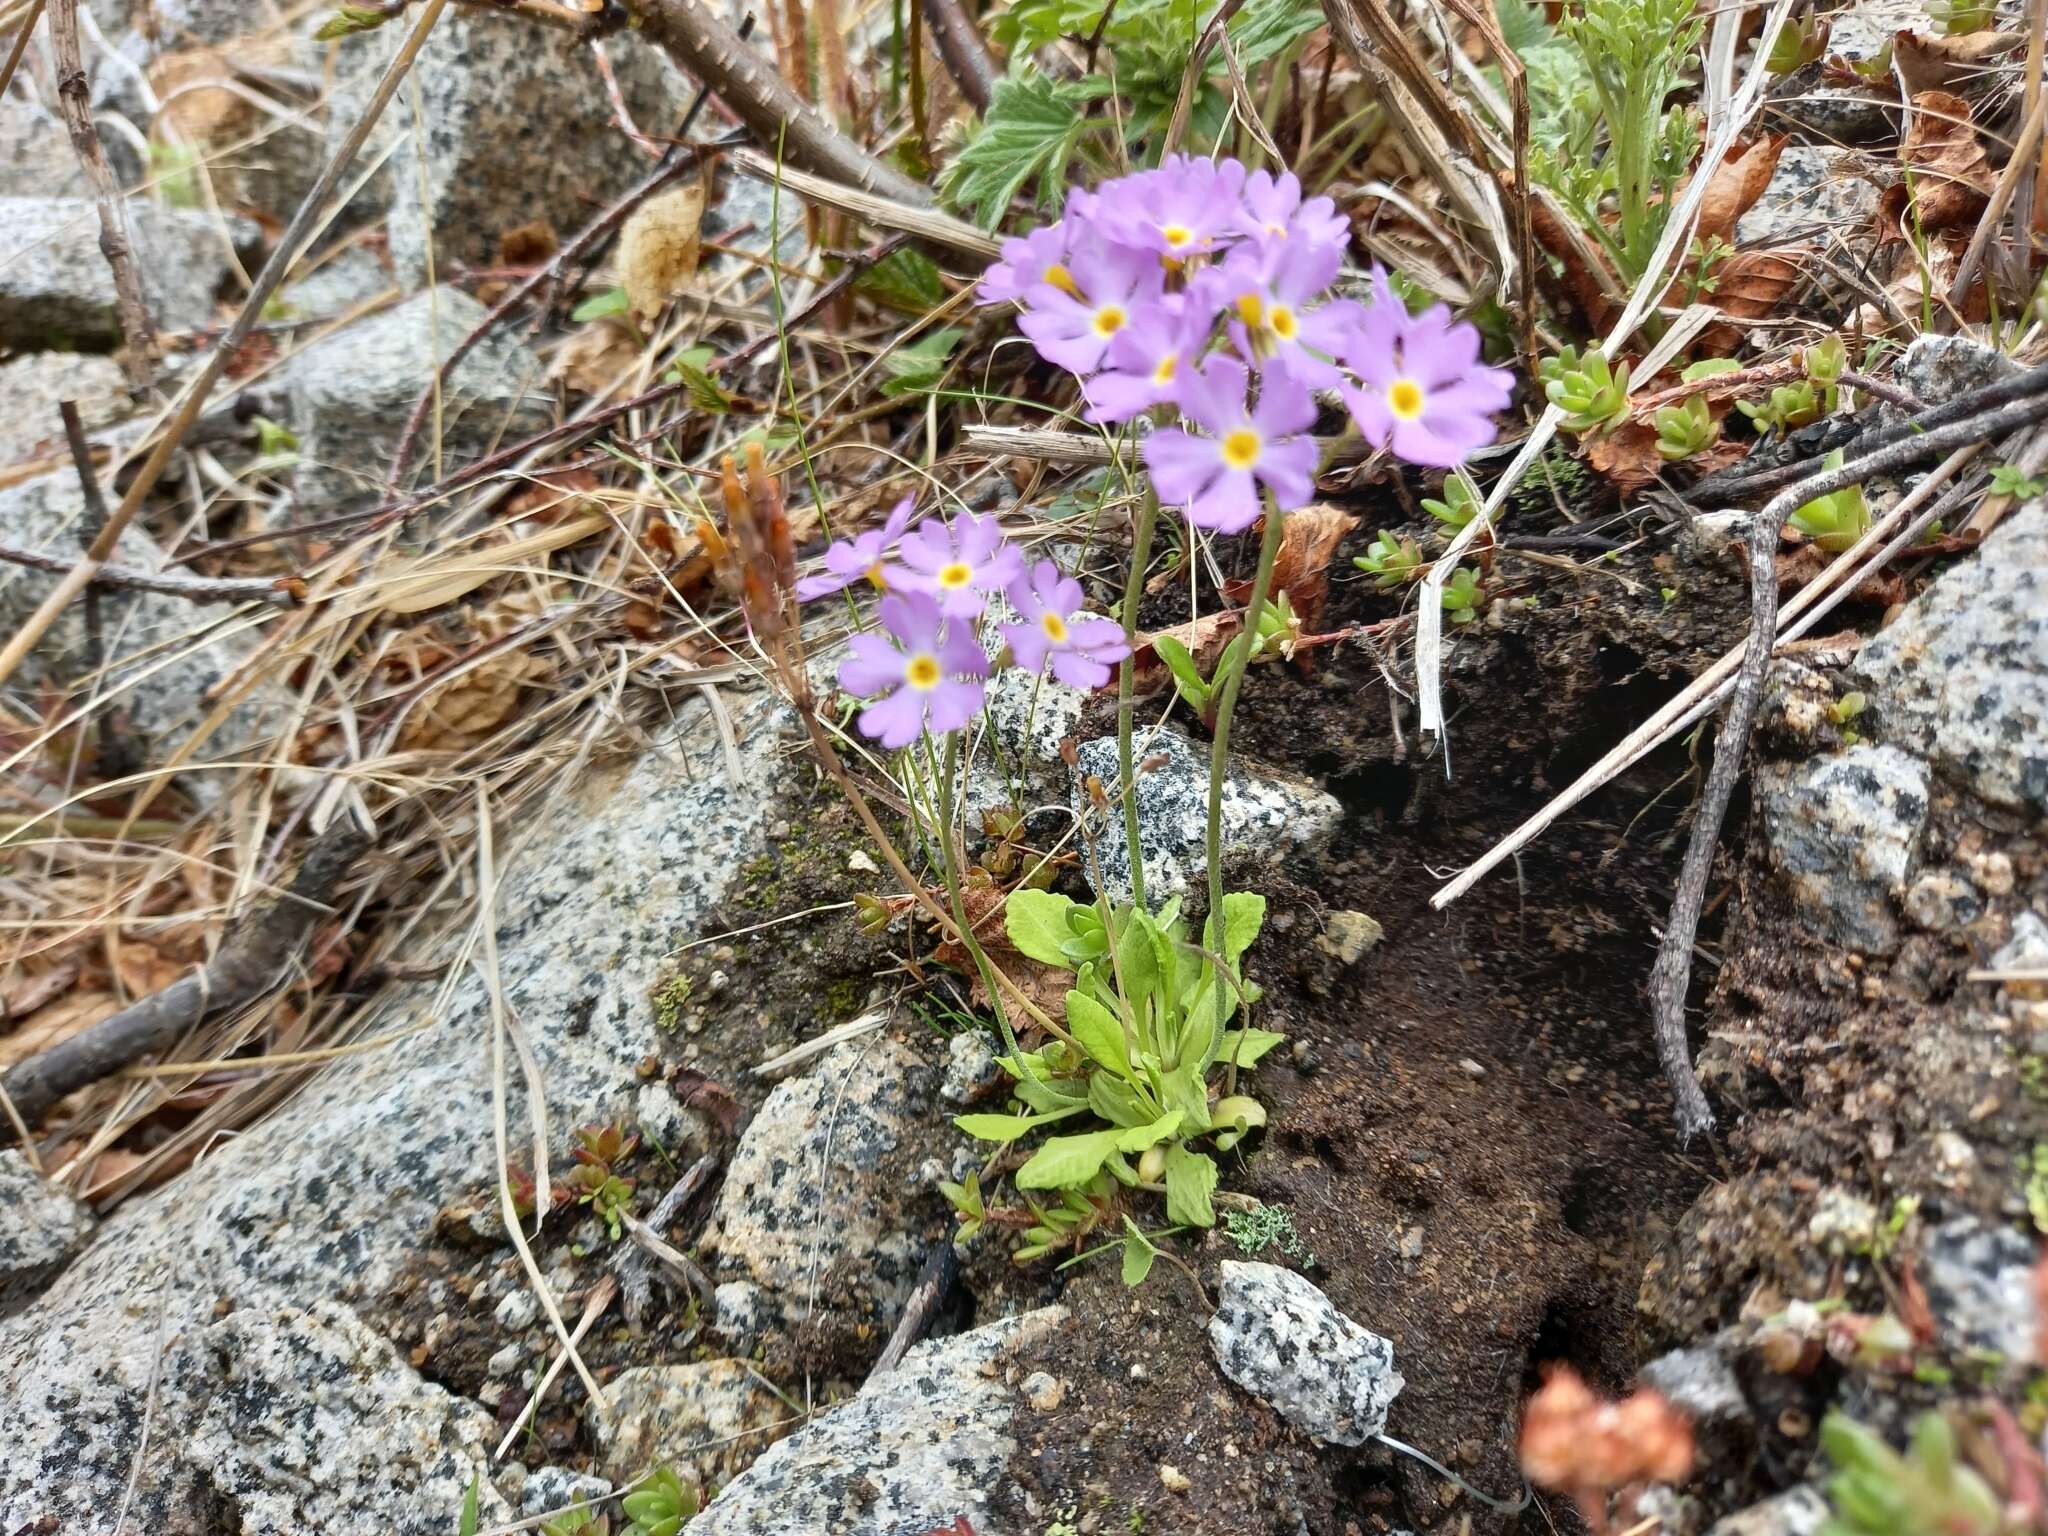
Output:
[
  {"xmin": 0, "ymin": 537, "xmax": 298, "ymax": 605},
  {"xmin": 626, "ymin": 0, "xmax": 932, "ymax": 205},
  {"xmin": 0, "ymin": 0, "xmax": 47, "ymax": 104},
  {"xmin": 49, "ymin": 0, "xmax": 156, "ymax": 393},
  {"xmin": 0, "ymin": 827, "xmax": 371, "ymax": 1140}
]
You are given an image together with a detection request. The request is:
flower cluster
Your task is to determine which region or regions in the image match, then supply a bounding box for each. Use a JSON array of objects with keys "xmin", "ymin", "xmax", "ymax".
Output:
[
  {"xmin": 979, "ymin": 157, "xmax": 1514, "ymax": 527},
  {"xmin": 798, "ymin": 498, "xmax": 1129, "ymax": 748}
]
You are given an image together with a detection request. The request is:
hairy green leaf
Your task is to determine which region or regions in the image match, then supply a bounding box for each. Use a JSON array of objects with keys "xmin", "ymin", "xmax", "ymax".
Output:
[
  {"xmin": 940, "ymin": 75, "xmax": 1106, "ymax": 228},
  {"xmin": 1016, "ymin": 1129, "xmax": 1123, "ymax": 1189},
  {"xmin": 1116, "ymin": 1111, "xmax": 1183, "ymax": 1153},
  {"xmin": 1007, "ymin": 888, "xmax": 1079, "ymax": 968},
  {"xmin": 1065, "ymin": 989, "xmax": 1131, "ymax": 1076},
  {"xmin": 955, "ymin": 1106, "xmax": 1086, "ymax": 1143},
  {"xmin": 855, "ymin": 246, "xmax": 947, "ymax": 313},
  {"xmin": 1216, "ymin": 1027, "xmax": 1287, "ymax": 1069},
  {"xmin": 1163, "ymin": 1144, "xmax": 1218, "ymax": 1226}
]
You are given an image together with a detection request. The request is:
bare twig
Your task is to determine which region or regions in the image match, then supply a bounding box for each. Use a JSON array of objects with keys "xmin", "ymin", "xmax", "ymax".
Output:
[
  {"xmin": 0, "ymin": 827, "xmax": 370, "ymax": 1138},
  {"xmin": 865, "ymin": 1242, "xmax": 957, "ymax": 1380},
  {"xmin": 59, "ymin": 402, "xmax": 112, "ymax": 684},
  {"xmin": 1649, "ymin": 384, "xmax": 2048, "ymax": 1139},
  {"xmin": 0, "ymin": 537, "xmax": 298, "ymax": 605},
  {"xmin": 921, "ymin": 0, "xmax": 998, "ymax": 111},
  {"xmin": 0, "ymin": 0, "xmax": 457, "ymax": 694},
  {"xmin": 49, "ymin": 0, "xmax": 156, "ymax": 392},
  {"xmin": 625, "ymin": 0, "xmax": 932, "ymax": 205},
  {"xmin": 0, "ymin": 0, "xmax": 47, "ymax": 105},
  {"xmin": 614, "ymin": 1151, "xmax": 719, "ymax": 1327}
]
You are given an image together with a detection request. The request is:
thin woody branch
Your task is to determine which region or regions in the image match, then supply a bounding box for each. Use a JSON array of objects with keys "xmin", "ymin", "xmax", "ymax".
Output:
[{"xmin": 0, "ymin": 538, "xmax": 299, "ymax": 606}]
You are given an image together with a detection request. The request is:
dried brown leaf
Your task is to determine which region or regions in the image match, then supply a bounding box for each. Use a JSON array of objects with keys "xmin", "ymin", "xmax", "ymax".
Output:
[
  {"xmin": 619, "ymin": 181, "xmax": 706, "ymax": 325},
  {"xmin": 0, "ymin": 989, "xmax": 121, "ymax": 1071},
  {"xmin": 549, "ymin": 319, "xmax": 643, "ymax": 395},
  {"xmin": 1894, "ymin": 29, "xmax": 2026, "ymax": 101},
  {"xmin": 1877, "ymin": 90, "xmax": 1994, "ymax": 241},
  {"xmin": 1692, "ymin": 134, "xmax": 1789, "ymax": 247}
]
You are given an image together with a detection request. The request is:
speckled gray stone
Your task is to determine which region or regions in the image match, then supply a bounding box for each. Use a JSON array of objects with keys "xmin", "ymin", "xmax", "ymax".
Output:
[
  {"xmin": 273, "ymin": 286, "xmax": 549, "ymax": 515},
  {"xmin": 0, "ymin": 352, "xmax": 130, "ymax": 467},
  {"xmin": 1894, "ymin": 334, "xmax": 2023, "ymax": 413},
  {"xmin": 0, "ymin": 686, "xmax": 788, "ymax": 1531},
  {"xmin": 1640, "ymin": 1344, "xmax": 1745, "ymax": 1422},
  {"xmin": 588, "ymin": 1359, "xmax": 783, "ymax": 1486},
  {"xmin": 1707, "ymin": 1487, "xmax": 1829, "ymax": 1536},
  {"xmin": 686, "ymin": 1307, "xmax": 1063, "ymax": 1535},
  {"xmin": 0, "ymin": 196, "xmax": 250, "ymax": 347},
  {"xmin": 521, "ymin": 1466, "xmax": 613, "ymax": 1518},
  {"xmin": 1851, "ymin": 497, "xmax": 2047, "ymax": 814},
  {"xmin": 1756, "ymin": 743, "xmax": 1929, "ymax": 952},
  {"xmin": 1207, "ymin": 1260, "xmax": 1403, "ymax": 1447},
  {"xmin": 1923, "ymin": 1216, "xmax": 2037, "ymax": 1365},
  {"xmin": 0, "ymin": 470, "xmax": 292, "ymax": 782},
  {"xmin": 1735, "ymin": 145, "xmax": 1878, "ymax": 249},
  {"xmin": 176, "ymin": 1299, "xmax": 515, "ymax": 1533},
  {"xmin": 1074, "ymin": 722, "xmax": 1342, "ymax": 906},
  {"xmin": 699, "ymin": 1035, "xmax": 935, "ymax": 1330},
  {"xmin": 940, "ymin": 1027, "xmax": 1000, "ymax": 1105},
  {"xmin": 0, "ymin": 1152, "xmax": 95, "ymax": 1317},
  {"xmin": 324, "ymin": 13, "xmax": 685, "ymax": 284},
  {"xmin": 0, "ymin": 95, "xmax": 89, "ymax": 198}
]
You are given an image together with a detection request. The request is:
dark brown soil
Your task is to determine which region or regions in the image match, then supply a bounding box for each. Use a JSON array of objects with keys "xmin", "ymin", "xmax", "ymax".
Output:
[{"xmin": 974, "ymin": 517, "xmax": 1763, "ymax": 1534}]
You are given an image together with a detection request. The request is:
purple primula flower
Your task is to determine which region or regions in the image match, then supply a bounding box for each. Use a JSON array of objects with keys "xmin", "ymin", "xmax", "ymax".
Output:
[
  {"xmin": 1002, "ymin": 560, "xmax": 1132, "ymax": 690},
  {"xmin": 1017, "ymin": 234, "xmax": 1168, "ymax": 376},
  {"xmin": 1211, "ymin": 238, "xmax": 1361, "ymax": 388},
  {"xmin": 1141, "ymin": 356, "xmax": 1320, "ymax": 534},
  {"xmin": 885, "ymin": 511, "xmax": 1023, "ymax": 619},
  {"xmin": 977, "ymin": 221, "xmax": 1078, "ymax": 308},
  {"xmin": 1341, "ymin": 292, "xmax": 1514, "ymax": 468},
  {"xmin": 1236, "ymin": 169, "xmax": 1350, "ymax": 255},
  {"xmin": 794, "ymin": 495, "xmax": 916, "ymax": 601},
  {"xmin": 1083, "ymin": 296, "xmax": 1214, "ymax": 423},
  {"xmin": 1094, "ymin": 155, "xmax": 1247, "ymax": 265},
  {"xmin": 840, "ymin": 592, "xmax": 990, "ymax": 748}
]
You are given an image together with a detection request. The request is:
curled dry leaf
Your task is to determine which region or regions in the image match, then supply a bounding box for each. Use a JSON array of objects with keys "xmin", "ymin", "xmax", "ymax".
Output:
[
  {"xmin": 619, "ymin": 180, "xmax": 706, "ymax": 325},
  {"xmin": 1225, "ymin": 506, "xmax": 1359, "ymax": 634},
  {"xmin": 1878, "ymin": 90, "xmax": 1994, "ymax": 241},
  {"xmin": 1691, "ymin": 133, "xmax": 1789, "ymax": 247},
  {"xmin": 0, "ymin": 989, "xmax": 122, "ymax": 1071},
  {"xmin": 377, "ymin": 511, "xmax": 609, "ymax": 616},
  {"xmin": 1893, "ymin": 29, "xmax": 2026, "ymax": 102},
  {"xmin": 1695, "ymin": 247, "xmax": 1807, "ymax": 353},
  {"xmin": 396, "ymin": 650, "xmax": 552, "ymax": 754}
]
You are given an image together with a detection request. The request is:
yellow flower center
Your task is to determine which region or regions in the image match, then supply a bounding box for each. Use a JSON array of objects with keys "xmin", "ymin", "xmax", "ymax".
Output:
[
  {"xmin": 1264, "ymin": 220, "xmax": 1288, "ymax": 237},
  {"xmin": 864, "ymin": 562, "xmax": 887, "ymax": 589},
  {"xmin": 906, "ymin": 654, "xmax": 942, "ymax": 689},
  {"xmin": 937, "ymin": 561, "xmax": 974, "ymax": 589},
  {"xmin": 1221, "ymin": 428, "xmax": 1262, "ymax": 470},
  {"xmin": 1043, "ymin": 263, "xmax": 1081, "ymax": 299},
  {"xmin": 1152, "ymin": 352, "xmax": 1178, "ymax": 386},
  {"xmin": 1041, "ymin": 611, "xmax": 1069, "ymax": 643},
  {"xmin": 1235, "ymin": 293, "xmax": 1266, "ymax": 328},
  {"xmin": 1161, "ymin": 222, "xmax": 1194, "ymax": 249},
  {"xmin": 1092, "ymin": 305, "xmax": 1127, "ymax": 338},
  {"xmin": 1388, "ymin": 378, "xmax": 1427, "ymax": 420},
  {"xmin": 1269, "ymin": 305, "xmax": 1298, "ymax": 341}
]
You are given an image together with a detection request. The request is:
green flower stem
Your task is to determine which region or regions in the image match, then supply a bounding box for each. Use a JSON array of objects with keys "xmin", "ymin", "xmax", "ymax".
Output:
[
  {"xmin": 1202, "ymin": 495, "xmax": 1286, "ymax": 970},
  {"xmin": 1116, "ymin": 483, "xmax": 1163, "ymax": 911}
]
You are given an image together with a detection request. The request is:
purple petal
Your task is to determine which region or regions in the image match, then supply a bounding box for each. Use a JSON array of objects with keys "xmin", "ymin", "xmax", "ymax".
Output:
[
  {"xmin": 859, "ymin": 686, "xmax": 927, "ymax": 748},
  {"xmin": 1143, "ymin": 430, "xmax": 1223, "ymax": 506},
  {"xmin": 796, "ymin": 569, "xmax": 855, "ymax": 601},
  {"xmin": 1191, "ymin": 468, "xmax": 1261, "ymax": 534},
  {"xmin": 939, "ymin": 623, "xmax": 992, "ymax": 679},
  {"xmin": 1251, "ymin": 360, "xmax": 1317, "ymax": 436},
  {"xmin": 1342, "ymin": 383, "xmax": 1395, "ymax": 451},
  {"xmin": 924, "ymin": 676, "xmax": 985, "ymax": 735},
  {"xmin": 839, "ymin": 631, "xmax": 907, "ymax": 696},
  {"xmin": 1050, "ymin": 649, "xmax": 1113, "ymax": 690},
  {"xmin": 1258, "ymin": 435, "xmax": 1322, "ymax": 510},
  {"xmin": 1004, "ymin": 622, "xmax": 1050, "ymax": 672}
]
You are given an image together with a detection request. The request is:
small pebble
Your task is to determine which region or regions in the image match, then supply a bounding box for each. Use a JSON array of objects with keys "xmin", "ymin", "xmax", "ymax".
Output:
[
  {"xmin": 1022, "ymin": 1370, "xmax": 1065, "ymax": 1412},
  {"xmin": 1159, "ymin": 1464, "xmax": 1191, "ymax": 1493},
  {"xmin": 487, "ymin": 1342, "xmax": 524, "ymax": 1378},
  {"xmin": 847, "ymin": 849, "xmax": 880, "ymax": 874},
  {"xmin": 1457, "ymin": 1057, "xmax": 1486, "ymax": 1078},
  {"xmin": 493, "ymin": 1288, "xmax": 539, "ymax": 1332}
]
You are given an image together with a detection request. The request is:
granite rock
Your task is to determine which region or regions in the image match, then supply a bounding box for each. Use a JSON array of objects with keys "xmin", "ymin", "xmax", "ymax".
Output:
[
  {"xmin": 1735, "ymin": 145, "xmax": 1878, "ymax": 249},
  {"xmin": 1208, "ymin": 1260, "xmax": 1404, "ymax": 1446},
  {"xmin": 0, "ymin": 1153, "xmax": 96, "ymax": 1318},
  {"xmin": 325, "ymin": 13, "xmax": 684, "ymax": 284},
  {"xmin": 0, "ymin": 352, "xmax": 130, "ymax": 467},
  {"xmin": 273, "ymin": 285, "xmax": 550, "ymax": 515},
  {"xmin": 521, "ymin": 1466, "xmax": 614, "ymax": 1517},
  {"xmin": 685, "ymin": 1308, "xmax": 1063, "ymax": 1535},
  {"xmin": 1756, "ymin": 743, "xmax": 1929, "ymax": 952},
  {"xmin": 177, "ymin": 1299, "xmax": 515, "ymax": 1534},
  {"xmin": 0, "ymin": 195, "xmax": 251, "ymax": 348},
  {"xmin": 0, "ymin": 685, "xmax": 788, "ymax": 1530},
  {"xmin": 1074, "ymin": 723, "xmax": 1341, "ymax": 906},
  {"xmin": 588, "ymin": 1359, "xmax": 784, "ymax": 1486},
  {"xmin": 1923, "ymin": 1215, "xmax": 2037, "ymax": 1366},
  {"xmin": 1707, "ymin": 1487, "xmax": 1830, "ymax": 1536},
  {"xmin": 699, "ymin": 1034, "xmax": 936, "ymax": 1331},
  {"xmin": 1851, "ymin": 497, "xmax": 2047, "ymax": 813}
]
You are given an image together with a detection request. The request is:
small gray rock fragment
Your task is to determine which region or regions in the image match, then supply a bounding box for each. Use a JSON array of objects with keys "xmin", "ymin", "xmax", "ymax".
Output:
[
  {"xmin": 1894, "ymin": 334, "xmax": 2022, "ymax": 412},
  {"xmin": 714, "ymin": 1280, "xmax": 770, "ymax": 1356},
  {"xmin": 940, "ymin": 1028, "xmax": 1000, "ymax": 1106},
  {"xmin": 493, "ymin": 1288, "xmax": 539, "ymax": 1332},
  {"xmin": 273, "ymin": 286, "xmax": 549, "ymax": 516},
  {"xmin": 0, "ymin": 196, "xmax": 252, "ymax": 347},
  {"xmin": 587, "ymin": 1359, "xmax": 781, "ymax": 1486},
  {"xmin": 1075, "ymin": 724, "xmax": 1341, "ymax": 906},
  {"xmin": 1640, "ymin": 1345, "xmax": 1745, "ymax": 1422},
  {"xmin": 1315, "ymin": 910, "xmax": 1383, "ymax": 965},
  {"xmin": 1735, "ymin": 146, "xmax": 1878, "ymax": 248},
  {"xmin": 520, "ymin": 1466, "xmax": 612, "ymax": 1518},
  {"xmin": 0, "ymin": 1152, "xmax": 95, "ymax": 1316},
  {"xmin": 687, "ymin": 1307, "xmax": 1062, "ymax": 1535},
  {"xmin": 1756, "ymin": 743, "xmax": 1929, "ymax": 952},
  {"xmin": 1923, "ymin": 1216, "xmax": 2037, "ymax": 1366},
  {"xmin": 1208, "ymin": 1260, "xmax": 1404, "ymax": 1446},
  {"xmin": 1851, "ymin": 498, "xmax": 2047, "ymax": 814},
  {"xmin": 1707, "ymin": 1486, "xmax": 1830, "ymax": 1536},
  {"xmin": 0, "ymin": 352, "xmax": 130, "ymax": 467}
]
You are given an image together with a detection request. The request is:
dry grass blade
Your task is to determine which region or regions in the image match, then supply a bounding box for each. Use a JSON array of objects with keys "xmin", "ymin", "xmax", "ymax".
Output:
[{"xmin": 725, "ymin": 148, "xmax": 1001, "ymax": 261}]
